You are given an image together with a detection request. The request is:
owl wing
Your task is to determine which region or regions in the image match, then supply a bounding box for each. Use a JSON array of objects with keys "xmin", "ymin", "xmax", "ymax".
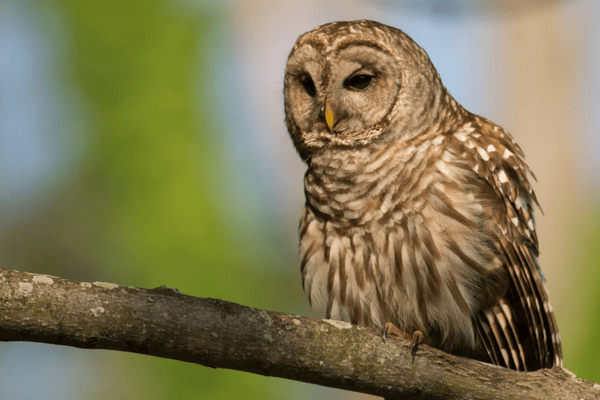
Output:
[{"xmin": 451, "ymin": 115, "xmax": 562, "ymax": 371}]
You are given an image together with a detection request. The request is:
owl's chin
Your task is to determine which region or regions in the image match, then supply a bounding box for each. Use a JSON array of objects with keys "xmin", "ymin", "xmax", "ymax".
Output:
[
  {"xmin": 300, "ymin": 129, "xmax": 334, "ymax": 151},
  {"xmin": 309, "ymin": 128, "xmax": 378, "ymax": 145}
]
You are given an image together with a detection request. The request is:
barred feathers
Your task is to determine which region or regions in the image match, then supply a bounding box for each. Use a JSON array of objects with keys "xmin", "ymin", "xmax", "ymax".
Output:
[{"xmin": 286, "ymin": 20, "xmax": 562, "ymax": 371}]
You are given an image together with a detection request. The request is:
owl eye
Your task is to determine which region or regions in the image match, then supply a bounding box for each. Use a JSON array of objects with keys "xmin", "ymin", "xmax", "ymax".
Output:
[
  {"xmin": 345, "ymin": 74, "xmax": 374, "ymax": 91},
  {"xmin": 300, "ymin": 74, "xmax": 317, "ymax": 97}
]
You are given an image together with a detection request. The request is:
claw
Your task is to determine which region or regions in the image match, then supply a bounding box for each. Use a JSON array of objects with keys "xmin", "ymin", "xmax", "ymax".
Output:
[
  {"xmin": 382, "ymin": 322, "xmax": 402, "ymax": 344},
  {"xmin": 382, "ymin": 323, "xmax": 425, "ymax": 364},
  {"xmin": 411, "ymin": 330, "xmax": 423, "ymax": 363}
]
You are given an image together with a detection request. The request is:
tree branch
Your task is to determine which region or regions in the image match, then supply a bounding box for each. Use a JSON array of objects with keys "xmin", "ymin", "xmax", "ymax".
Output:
[{"xmin": 0, "ymin": 267, "xmax": 596, "ymax": 399}]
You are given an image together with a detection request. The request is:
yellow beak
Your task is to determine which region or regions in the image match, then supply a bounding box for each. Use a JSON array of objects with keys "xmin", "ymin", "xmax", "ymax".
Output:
[{"xmin": 325, "ymin": 104, "xmax": 335, "ymax": 129}]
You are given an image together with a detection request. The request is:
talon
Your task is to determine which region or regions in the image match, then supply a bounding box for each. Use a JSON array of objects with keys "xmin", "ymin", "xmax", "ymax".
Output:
[
  {"xmin": 382, "ymin": 323, "xmax": 426, "ymax": 363},
  {"xmin": 382, "ymin": 322, "xmax": 403, "ymax": 343},
  {"xmin": 411, "ymin": 330, "xmax": 423, "ymax": 363},
  {"xmin": 382, "ymin": 322, "xmax": 391, "ymax": 343}
]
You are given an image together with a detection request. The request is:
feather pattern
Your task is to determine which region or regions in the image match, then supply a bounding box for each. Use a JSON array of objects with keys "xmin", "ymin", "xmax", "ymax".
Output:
[{"xmin": 286, "ymin": 20, "xmax": 562, "ymax": 371}]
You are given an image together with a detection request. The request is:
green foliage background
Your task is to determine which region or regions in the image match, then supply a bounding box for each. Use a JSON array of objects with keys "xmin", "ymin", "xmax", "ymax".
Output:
[
  {"xmin": 1, "ymin": 1, "xmax": 307, "ymax": 399},
  {"xmin": 1, "ymin": 1, "xmax": 599, "ymax": 398}
]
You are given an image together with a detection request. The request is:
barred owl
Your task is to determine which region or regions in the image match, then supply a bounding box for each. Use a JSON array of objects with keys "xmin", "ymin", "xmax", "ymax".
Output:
[{"xmin": 283, "ymin": 20, "xmax": 562, "ymax": 371}]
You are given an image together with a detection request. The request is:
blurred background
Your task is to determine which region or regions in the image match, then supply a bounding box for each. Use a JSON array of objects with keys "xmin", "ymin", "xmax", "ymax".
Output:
[{"xmin": 0, "ymin": 0, "xmax": 598, "ymax": 398}]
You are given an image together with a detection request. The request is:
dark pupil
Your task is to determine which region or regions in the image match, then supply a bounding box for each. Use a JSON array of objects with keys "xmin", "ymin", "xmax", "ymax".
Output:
[
  {"xmin": 346, "ymin": 74, "xmax": 373, "ymax": 90},
  {"xmin": 300, "ymin": 74, "xmax": 316, "ymax": 97}
]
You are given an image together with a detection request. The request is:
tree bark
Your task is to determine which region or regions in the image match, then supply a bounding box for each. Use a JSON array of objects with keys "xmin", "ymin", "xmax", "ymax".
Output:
[{"xmin": 0, "ymin": 267, "xmax": 597, "ymax": 399}]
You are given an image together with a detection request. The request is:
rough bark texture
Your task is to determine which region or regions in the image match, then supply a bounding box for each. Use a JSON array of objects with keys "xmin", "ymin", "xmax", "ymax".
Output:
[{"xmin": 0, "ymin": 267, "xmax": 597, "ymax": 399}]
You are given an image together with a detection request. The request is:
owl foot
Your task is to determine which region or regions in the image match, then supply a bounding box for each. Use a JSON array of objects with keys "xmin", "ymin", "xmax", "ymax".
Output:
[{"xmin": 382, "ymin": 322, "xmax": 425, "ymax": 363}]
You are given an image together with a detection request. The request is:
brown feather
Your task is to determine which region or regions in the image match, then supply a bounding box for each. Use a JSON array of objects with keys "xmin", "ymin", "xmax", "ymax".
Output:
[{"xmin": 286, "ymin": 20, "xmax": 561, "ymax": 371}]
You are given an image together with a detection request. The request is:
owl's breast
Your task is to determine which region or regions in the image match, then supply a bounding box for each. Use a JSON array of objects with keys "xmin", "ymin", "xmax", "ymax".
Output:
[
  {"xmin": 303, "ymin": 139, "xmax": 439, "ymax": 228},
  {"xmin": 300, "ymin": 138, "xmax": 510, "ymax": 353}
]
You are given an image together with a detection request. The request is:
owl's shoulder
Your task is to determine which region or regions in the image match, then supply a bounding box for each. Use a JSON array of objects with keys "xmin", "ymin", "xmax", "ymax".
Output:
[{"xmin": 440, "ymin": 115, "xmax": 540, "ymax": 248}]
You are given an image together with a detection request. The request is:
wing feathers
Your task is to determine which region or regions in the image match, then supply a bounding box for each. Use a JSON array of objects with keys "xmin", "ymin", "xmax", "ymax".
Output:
[{"xmin": 454, "ymin": 116, "xmax": 562, "ymax": 370}]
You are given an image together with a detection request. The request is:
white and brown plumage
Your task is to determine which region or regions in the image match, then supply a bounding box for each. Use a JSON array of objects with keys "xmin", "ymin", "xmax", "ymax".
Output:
[{"xmin": 284, "ymin": 20, "xmax": 561, "ymax": 371}]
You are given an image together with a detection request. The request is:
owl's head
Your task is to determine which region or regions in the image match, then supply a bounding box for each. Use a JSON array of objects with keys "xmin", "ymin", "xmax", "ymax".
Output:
[{"xmin": 284, "ymin": 20, "xmax": 447, "ymax": 162}]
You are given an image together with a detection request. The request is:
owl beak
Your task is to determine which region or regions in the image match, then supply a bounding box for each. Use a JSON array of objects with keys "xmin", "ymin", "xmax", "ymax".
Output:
[{"xmin": 325, "ymin": 104, "xmax": 335, "ymax": 130}]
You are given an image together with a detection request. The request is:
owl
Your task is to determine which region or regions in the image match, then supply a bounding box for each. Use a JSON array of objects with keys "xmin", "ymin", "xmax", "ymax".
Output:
[{"xmin": 283, "ymin": 20, "xmax": 562, "ymax": 371}]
